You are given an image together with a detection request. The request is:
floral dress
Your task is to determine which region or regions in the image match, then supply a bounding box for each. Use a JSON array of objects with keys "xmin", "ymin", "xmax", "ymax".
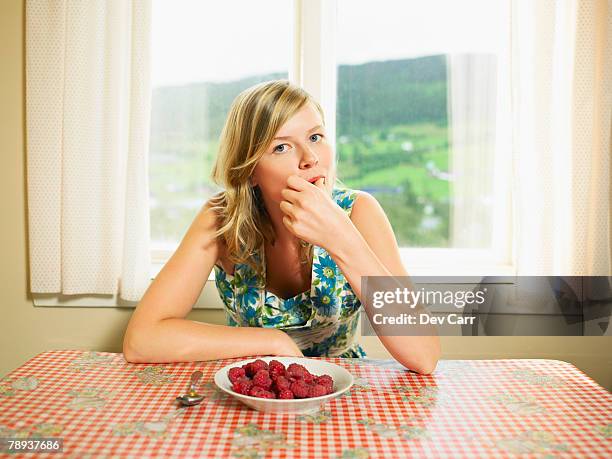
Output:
[{"xmin": 213, "ymin": 186, "xmax": 367, "ymax": 358}]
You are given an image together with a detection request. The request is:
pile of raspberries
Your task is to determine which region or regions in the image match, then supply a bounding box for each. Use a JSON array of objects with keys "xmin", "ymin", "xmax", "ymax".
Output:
[{"xmin": 228, "ymin": 359, "xmax": 334, "ymax": 399}]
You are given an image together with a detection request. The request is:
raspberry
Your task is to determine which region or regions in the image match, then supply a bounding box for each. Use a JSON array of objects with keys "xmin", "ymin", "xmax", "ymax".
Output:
[
  {"xmin": 258, "ymin": 390, "xmax": 276, "ymax": 399},
  {"xmin": 278, "ymin": 389, "xmax": 295, "ymax": 399},
  {"xmin": 269, "ymin": 360, "xmax": 286, "ymax": 378},
  {"xmin": 248, "ymin": 386, "xmax": 265, "ymax": 397},
  {"xmin": 244, "ymin": 359, "xmax": 268, "ymax": 377},
  {"xmin": 269, "ymin": 359, "xmax": 285, "ymax": 370},
  {"xmin": 315, "ymin": 375, "xmax": 334, "ymax": 393},
  {"xmin": 232, "ymin": 377, "xmax": 253, "ymax": 395},
  {"xmin": 253, "ymin": 359, "xmax": 269, "ymax": 370},
  {"xmin": 271, "ymin": 375, "xmax": 291, "ymax": 392},
  {"xmin": 290, "ymin": 380, "xmax": 310, "ymax": 398},
  {"xmin": 308, "ymin": 384, "xmax": 328, "ymax": 398},
  {"xmin": 287, "ymin": 363, "xmax": 308, "ymax": 379},
  {"xmin": 301, "ymin": 372, "xmax": 315, "ymax": 384},
  {"xmin": 228, "ymin": 367, "xmax": 246, "ymax": 383},
  {"xmin": 252, "ymin": 369, "xmax": 272, "ymax": 389}
]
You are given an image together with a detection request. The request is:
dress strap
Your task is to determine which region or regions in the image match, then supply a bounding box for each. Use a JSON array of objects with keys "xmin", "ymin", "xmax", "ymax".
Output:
[{"xmin": 332, "ymin": 187, "xmax": 359, "ymax": 217}]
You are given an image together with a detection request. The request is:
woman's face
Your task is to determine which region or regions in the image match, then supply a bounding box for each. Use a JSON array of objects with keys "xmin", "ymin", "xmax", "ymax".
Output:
[{"xmin": 251, "ymin": 102, "xmax": 335, "ymax": 205}]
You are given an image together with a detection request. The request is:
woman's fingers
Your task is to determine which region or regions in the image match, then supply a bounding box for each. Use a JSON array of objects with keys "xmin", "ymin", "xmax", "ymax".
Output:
[
  {"xmin": 279, "ymin": 200, "xmax": 297, "ymax": 218},
  {"xmin": 282, "ymin": 215, "xmax": 294, "ymax": 231},
  {"xmin": 286, "ymin": 174, "xmax": 310, "ymax": 191},
  {"xmin": 280, "ymin": 187, "xmax": 301, "ymax": 204}
]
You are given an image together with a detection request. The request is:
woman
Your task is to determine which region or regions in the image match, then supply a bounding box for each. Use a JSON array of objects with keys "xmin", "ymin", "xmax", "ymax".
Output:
[{"xmin": 123, "ymin": 80, "xmax": 440, "ymax": 374}]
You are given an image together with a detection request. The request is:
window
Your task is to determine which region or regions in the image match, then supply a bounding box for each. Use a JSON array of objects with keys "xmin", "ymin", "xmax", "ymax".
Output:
[
  {"xmin": 336, "ymin": 0, "xmax": 509, "ymax": 253},
  {"xmin": 149, "ymin": 0, "xmax": 294, "ymax": 260},
  {"xmin": 150, "ymin": 0, "xmax": 514, "ymax": 277}
]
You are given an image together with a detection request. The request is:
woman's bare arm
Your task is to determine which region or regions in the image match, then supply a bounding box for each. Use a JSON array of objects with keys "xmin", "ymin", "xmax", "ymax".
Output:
[
  {"xmin": 122, "ymin": 202, "xmax": 302, "ymax": 363},
  {"xmin": 328, "ymin": 192, "xmax": 441, "ymax": 374},
  {"xmin": 124, "ymin": 318, "xmax": 300, "ymax": 363}
]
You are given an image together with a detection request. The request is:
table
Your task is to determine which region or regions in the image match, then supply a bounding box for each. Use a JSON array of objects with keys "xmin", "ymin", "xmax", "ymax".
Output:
[{"xmin": 0, "ymin": 351, "xmax": 610, "ymax": 458}]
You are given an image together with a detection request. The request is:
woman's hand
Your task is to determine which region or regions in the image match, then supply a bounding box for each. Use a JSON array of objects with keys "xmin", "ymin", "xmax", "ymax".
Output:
[
  {"xmin": 279, "ymin": 175, "xmax": 353, "ymax": 251},
  {"xmin": 271, "ymin": 329, "xmax": 304, "ymax": 357}
]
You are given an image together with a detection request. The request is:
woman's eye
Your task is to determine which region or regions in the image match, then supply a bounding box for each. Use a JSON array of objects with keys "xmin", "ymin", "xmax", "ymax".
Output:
[
  {"xmin": 274, "ymin": 144, "xmax": 289, "ymax": 153},
  {"xmin": 310, "ymin": 133, "xmax": 322, "ymax": 142}
]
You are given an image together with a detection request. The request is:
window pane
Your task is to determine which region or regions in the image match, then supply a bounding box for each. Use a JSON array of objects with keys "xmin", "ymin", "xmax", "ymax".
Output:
[
  {"xmin": 336, "ymin": 0, "xmax": 506, "ymax": 249},
  {"xmin": 149, "ymin": 0, "xmax": 293, "ymax": 251}
]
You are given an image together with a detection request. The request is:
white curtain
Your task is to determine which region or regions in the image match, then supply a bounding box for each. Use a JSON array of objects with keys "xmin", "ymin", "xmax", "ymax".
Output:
[
  {"xmin": 26, "ymin": 0, "xmax": 153, "ymax": 302},
  {"xmin": 510, "ymin": 0, "xmax": 611, "ymax": 276},
  {"xmin": 447, "ymin": 53, "xmax": 498, "ymax": 249}
]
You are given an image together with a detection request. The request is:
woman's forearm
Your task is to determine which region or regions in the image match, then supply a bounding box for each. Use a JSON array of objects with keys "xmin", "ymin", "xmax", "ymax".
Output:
[
  {"xmin": 327, "ymin": 227, "xmax": 441, "ymax": 374},
  {"xmin": 123, "ymin": 318, "xmax": 291, "ymax": 363}
]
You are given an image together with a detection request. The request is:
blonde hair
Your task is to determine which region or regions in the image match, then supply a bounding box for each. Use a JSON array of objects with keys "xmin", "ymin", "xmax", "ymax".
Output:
[{"xmin": 209, "ymin": 80, "xmax": 327, "ymax": 276}]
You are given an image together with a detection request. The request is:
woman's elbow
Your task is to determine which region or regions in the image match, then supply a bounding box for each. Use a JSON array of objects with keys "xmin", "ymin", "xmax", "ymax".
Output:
[
  {"xmin": 411, "ymin": 356, "xmax": 439, "ymax": 375},
  {"xmin": 404, "ymin": 346, "xmax": 441, "ymax": 375},
  {"xmin": 122, "ymin": 340, "xmax": 138, "ymax": 363},
  {"xmin": 123, "ymin": 331, "xmax": 147, "ymax": 363}
]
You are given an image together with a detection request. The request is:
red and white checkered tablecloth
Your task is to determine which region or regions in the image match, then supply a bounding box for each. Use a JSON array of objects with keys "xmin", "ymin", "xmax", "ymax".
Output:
[{"xmin": 0, "ymin": 350, "xmax": 610, "ymax": 458}]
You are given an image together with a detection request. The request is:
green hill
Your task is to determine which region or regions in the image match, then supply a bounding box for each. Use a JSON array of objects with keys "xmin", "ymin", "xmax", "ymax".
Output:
[{"xmin": 150, "ymin": 55, "xmax": 447, "ymax": 147}]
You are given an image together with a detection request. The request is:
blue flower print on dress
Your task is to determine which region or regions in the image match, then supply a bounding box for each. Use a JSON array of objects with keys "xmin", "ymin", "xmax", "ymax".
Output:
[
  {"xmin": 340, "ymin": 292, "xmax": 361, "ymax": 319},
  {"xmin": 270, "ymin": 294, "xmax": 304, "ymax": 313},
  {"xmin": 213, "ymin": 268, "xmax": 234, "ymax": 305},
  {"xmin": 314, "ymin": 284, "xmax": 339, "ymax": 317},
  {"xmin": 233, "ymin": 268, "xmax": 262, "ymax": 325},
  {"xmin": 260, "ymin": 314, "xmax": 285, "ymax": 327},
  {"xmin": 225, "ymin": 312, "xmax": 239, "ymax": 326},
  {"xmin": 302, "ymin": 323, "xmax": 349, "ymax": 357},
  {"xmin": 336, "ymin": 193, "xmax": 355, "ymax": 211},
  {"xmin": 262, "ymin": 292, "xmax": 314, "ymax": 328},
  {"xmin": 313, "ymin": 254, "xmax": 337, "ymax": 287}
]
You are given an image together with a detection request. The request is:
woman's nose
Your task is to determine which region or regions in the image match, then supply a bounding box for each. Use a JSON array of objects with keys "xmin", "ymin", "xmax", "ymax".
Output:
[{"xmin": 299, "ymin": 146, "xmax": 319, "ymax": 169}]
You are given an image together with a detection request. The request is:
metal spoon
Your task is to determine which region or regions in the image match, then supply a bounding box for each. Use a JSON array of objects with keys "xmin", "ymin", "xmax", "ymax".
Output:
[{"xmin": 175, "ymin": 370, "xmax": 204, "ymax": 406}]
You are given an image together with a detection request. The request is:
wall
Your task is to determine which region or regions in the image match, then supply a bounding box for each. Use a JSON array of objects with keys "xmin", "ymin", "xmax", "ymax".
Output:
[{"xmin": 1, "ymin": 0, "xmax": 610, "ymax": 390}]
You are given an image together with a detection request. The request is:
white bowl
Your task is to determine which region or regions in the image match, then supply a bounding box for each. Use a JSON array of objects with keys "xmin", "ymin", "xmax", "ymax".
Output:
[{"xmin": 214, "ymin": 356, "xmax": 353, "ymax": 414}]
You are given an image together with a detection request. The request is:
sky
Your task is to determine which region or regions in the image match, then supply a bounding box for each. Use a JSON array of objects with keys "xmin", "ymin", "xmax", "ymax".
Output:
[{"xmin": 151, "ymin": 0, "xmax": 506, "ymax": 88}]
